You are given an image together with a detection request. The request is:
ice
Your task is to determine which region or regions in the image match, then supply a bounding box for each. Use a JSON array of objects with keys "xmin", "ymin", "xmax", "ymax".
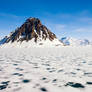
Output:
[{"xmin": 0, "ymin": 46, "xmax": 92, "ymax": 92}]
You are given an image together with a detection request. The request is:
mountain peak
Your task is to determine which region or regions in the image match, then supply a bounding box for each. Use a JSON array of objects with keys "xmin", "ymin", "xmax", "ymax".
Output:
[{"xmin": 25, "ymin": 17, "xmax": 41, "ymax": 25}]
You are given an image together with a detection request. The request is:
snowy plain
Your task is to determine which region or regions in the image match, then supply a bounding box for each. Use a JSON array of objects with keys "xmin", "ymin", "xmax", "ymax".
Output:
[{"xmin": 0, "ymin": 45, "xmax": 92, "ymax": 92}]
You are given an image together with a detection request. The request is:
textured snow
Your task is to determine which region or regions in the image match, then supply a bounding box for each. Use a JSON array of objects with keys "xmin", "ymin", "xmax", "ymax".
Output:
[{"xmin": 0, "ymin": 46, "xmax": 92, "ymax": 92}]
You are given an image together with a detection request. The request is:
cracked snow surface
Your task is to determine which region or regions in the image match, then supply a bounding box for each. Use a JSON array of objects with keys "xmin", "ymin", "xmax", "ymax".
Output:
[{"xmin": 0, "ymin": 46, "xmax": 92, "ymax": 92}]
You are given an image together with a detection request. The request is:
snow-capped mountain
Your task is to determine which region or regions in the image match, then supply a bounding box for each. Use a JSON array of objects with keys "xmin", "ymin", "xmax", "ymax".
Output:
[
  {"xmin": 0, "ymin": 17, "xmax": 62, "ymax": 47},
  {"xmin": 61, "ymin": 37, "xmax": 90, "ymax": 46}
]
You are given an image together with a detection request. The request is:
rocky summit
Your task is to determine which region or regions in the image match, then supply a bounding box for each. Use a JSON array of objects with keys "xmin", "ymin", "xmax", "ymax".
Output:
[{"xmin": 1, "ymin": 17, "xmax": 57, "ymax": 44}]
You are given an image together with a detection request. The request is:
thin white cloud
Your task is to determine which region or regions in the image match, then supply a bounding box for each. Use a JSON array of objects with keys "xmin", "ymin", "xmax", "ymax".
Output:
[
  {"xmin": 0, "ymin": 13, "xmax": 19, "ymax": 19},
  {"xmin": 54, "ymin": 24, "xmax": 66, "ymax": 31},
  {"xmin": 0, "ymin": 12, "xmax": 28, "ymax": 20},
  {"xmin": 75, "ymin": 27, "xmax": 92, "ymax": 32},
  {"xmin": 78, "ymin": 17, "xmax": 92, "ymax": 24}
]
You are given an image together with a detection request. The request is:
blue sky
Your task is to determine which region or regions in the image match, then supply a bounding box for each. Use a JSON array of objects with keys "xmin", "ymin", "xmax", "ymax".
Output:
[{"xmin": 0, "ymin": 0, "xmax": 92, "ymax": 40}]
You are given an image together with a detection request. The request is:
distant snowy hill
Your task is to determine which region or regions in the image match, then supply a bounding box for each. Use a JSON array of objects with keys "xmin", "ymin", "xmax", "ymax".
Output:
[
  {"xmin": 61, "ymin": 37, "xmax": 90, "ymax": 46},
  {"xmin": 0, "ymin": 17, "xmax": 62, "ymax": 47}
]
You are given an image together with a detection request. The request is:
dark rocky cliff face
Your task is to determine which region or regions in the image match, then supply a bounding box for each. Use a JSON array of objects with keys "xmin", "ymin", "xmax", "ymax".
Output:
[{"xmin": 2, "ymin": 17, "xmax": 57, "ymax": 44}]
